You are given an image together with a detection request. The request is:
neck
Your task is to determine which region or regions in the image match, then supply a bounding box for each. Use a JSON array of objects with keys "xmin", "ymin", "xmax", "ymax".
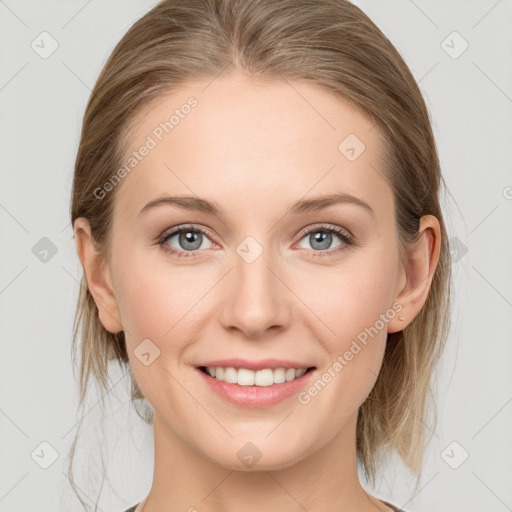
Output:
[{"xmin": 140, "ymin": 411, "xmax": 390, "ymax": 512}]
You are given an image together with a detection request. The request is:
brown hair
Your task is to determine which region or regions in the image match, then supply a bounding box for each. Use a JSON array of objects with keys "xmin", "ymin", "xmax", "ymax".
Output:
[{"xmin": 68, "ymin": 0, "xmax": 452, "ymax": 507}]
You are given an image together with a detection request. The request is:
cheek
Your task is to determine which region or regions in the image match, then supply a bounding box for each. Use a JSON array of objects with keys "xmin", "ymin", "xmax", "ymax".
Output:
[
  {"xmin": 118, "ymin": 274, "xmax": 174, "ymax": 338},
  {"xmin": 296, "ymin": 250, "xmax": 397, "ymax": 394},
  {"xmin": 303, "ymin": 254, "xmax": 396, "ymax": 340},
  {"xmin": 114, "ymin": 250, "xmax": 218, "ymax": 357},
  {"xmin": 114, "ymin": 254, "xmax": 204, "ymax": 401}
]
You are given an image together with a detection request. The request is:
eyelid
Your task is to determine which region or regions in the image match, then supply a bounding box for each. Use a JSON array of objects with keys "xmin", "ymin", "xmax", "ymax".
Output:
[
  {"xmin": 159, "ymin": 223, "xmax": 353, "ymax": 243},
  {"xmin": 295, "ymin": 222, "xmax": 354, "ymax": 241},
  {"xmin": 159, "ymin": 223, "xmax": 217, "ymax": 243},
  {"xmin": 158, "ymin": 222, "xmax": 355, "ymax": 258}
]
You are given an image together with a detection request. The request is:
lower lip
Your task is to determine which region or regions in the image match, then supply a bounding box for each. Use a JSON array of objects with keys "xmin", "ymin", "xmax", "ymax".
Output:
[{"xmin": 196, "ymin": 367, "xmax": 317, "ymax": 408}]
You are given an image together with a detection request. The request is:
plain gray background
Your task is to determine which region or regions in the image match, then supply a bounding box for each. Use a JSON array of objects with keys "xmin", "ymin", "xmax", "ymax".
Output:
[{"xmin": 1, "ymin": 1, "xmax": 511, "ymax": 511}]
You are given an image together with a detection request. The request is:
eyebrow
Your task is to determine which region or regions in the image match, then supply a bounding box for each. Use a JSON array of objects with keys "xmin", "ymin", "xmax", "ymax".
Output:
[{"xmin": 137, "ymin": 192, "xmax": 375, "ymax": 219}]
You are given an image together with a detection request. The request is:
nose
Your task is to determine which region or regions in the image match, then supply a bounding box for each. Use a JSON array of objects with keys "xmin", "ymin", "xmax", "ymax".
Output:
[{"xmin": 219, "ymin": 249, "xmax": 291, "ymax": 339}]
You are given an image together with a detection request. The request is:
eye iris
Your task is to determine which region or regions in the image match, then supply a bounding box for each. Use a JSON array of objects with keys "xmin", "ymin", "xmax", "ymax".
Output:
[
  {"xmin": 310, "ymin": 231, "xmax": 332, "ymax": 250},
  {"xmin": 163, "ymin": 226, "xmax": 346, "ymax": 256},
  {"xmin": 180, "ymin": 230, "xmax": 202, "ymax": 250}
]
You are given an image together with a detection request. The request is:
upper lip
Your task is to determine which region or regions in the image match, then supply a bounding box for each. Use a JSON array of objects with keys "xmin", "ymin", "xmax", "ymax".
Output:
[{"xmin": 197, "ymin": 358, "xmax": 315, "ymax": 371}]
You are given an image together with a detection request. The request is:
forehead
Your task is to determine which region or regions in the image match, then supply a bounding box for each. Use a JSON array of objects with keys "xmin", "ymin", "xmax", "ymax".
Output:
[{"xmin": 114, "ymin": 72, "xmax": 393, "ymax": 223}]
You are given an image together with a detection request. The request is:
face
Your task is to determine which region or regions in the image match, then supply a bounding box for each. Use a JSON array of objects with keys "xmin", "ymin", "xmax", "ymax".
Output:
[{"xmin": 98, "ymin": 72, "xmax": 408, "ymax": 470}]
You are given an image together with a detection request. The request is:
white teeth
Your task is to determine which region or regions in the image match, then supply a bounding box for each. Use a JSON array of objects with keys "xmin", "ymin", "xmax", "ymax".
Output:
[
  {"xmin": 255, "ymin": 369, "xmax": 274, "ymax": 386},
  {"xmin": 223, "ymin": 367, "xmax": 238, "ymax": 384},
  {"xmin": 273, "ymin": 368, "xmax": 286, "ymax": 384},
  {"xmin": 204, "ymin": 366, "xmax": 310, "ymax": 386},
  {"xmin": 238, "ymin": 368, "xmax": 255, "ymax": 386}
]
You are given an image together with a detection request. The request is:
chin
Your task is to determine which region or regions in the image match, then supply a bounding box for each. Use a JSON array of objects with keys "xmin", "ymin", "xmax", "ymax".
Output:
[{"xmin": 200, "ymin": 438, "xmax": 309, "ymax": 472}]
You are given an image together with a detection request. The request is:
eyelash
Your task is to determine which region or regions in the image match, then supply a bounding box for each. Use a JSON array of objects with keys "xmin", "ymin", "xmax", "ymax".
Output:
[{"xmin": 157, "ymin": 223, "xmax": 355, "ymax": 259}]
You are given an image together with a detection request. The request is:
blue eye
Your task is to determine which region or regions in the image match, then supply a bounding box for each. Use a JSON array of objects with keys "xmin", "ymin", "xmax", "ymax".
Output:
[
  {"xmin": 295, "ymin": 224, "xmax": 354, "ymax": 257},
  {"xmin": 159, "ymin": 225, "xmax": 214, "ymax": 258},
  {"xmin": 158, "ymin": 223, "xmax": 354, "ymax": 259}
]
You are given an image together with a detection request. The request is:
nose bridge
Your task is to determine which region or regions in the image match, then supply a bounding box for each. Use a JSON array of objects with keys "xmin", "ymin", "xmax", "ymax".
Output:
[{"xmin": 220, "ymin": 234, "xmax": 289, "ymax": 337}]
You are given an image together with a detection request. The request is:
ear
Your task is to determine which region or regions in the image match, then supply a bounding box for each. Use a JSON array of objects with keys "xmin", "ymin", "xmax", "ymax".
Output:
[
  {"xmin": 388, "ymin": 214, "xmax": 442, "ymax": 334},
  {"xmin": 73, "ymin": 217, "xmax": 123, "ymax": 334}
]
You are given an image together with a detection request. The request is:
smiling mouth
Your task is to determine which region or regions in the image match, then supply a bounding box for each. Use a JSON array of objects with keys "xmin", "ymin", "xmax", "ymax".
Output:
[{"xmin": 198, "ymin": 365, "xmax": 316, "ymax": 386}]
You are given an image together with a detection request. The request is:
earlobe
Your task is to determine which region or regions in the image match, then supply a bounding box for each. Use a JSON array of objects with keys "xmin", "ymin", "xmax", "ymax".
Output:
[
  {"xmin": 73, "ymin": 217, "xmax": 123, "ymax": 334},
  {"xmin": 388, "ymin": 215, "xmax": 441, "ymax": 334}
]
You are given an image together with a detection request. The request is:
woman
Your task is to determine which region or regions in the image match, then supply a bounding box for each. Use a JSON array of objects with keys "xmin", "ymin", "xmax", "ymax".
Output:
[{"xmin": 68, "ymin": 1, "xmax": 452, "ymax": 511}]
